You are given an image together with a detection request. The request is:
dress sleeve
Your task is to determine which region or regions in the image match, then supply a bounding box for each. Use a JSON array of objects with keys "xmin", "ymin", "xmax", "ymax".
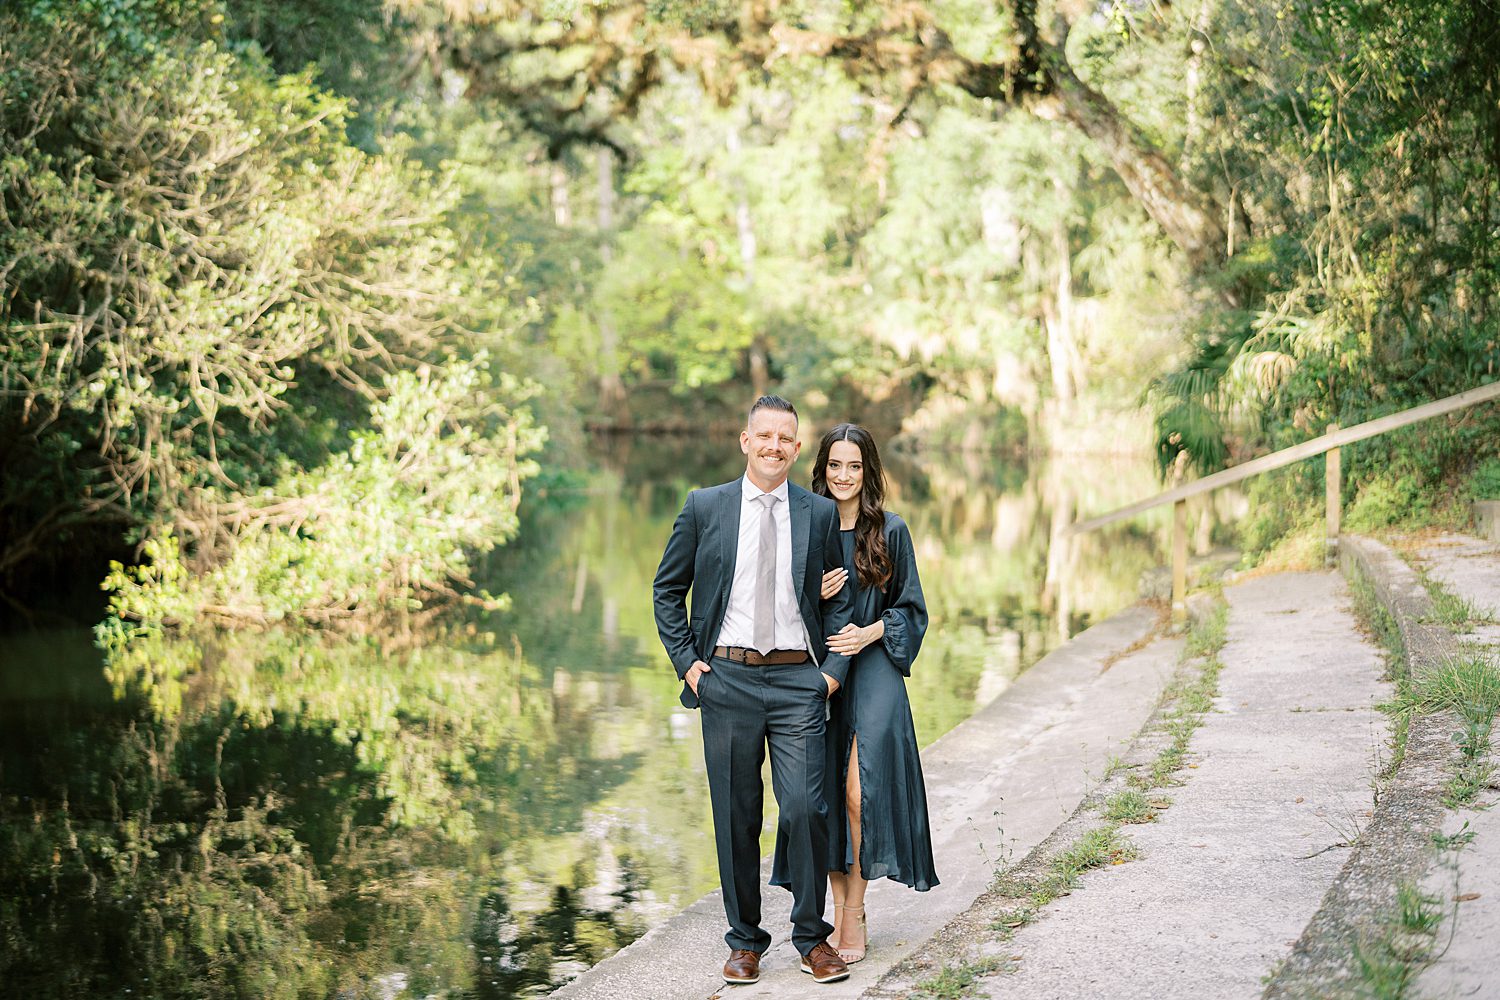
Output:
[{"xmin": 879, "ymin": 516, "xmax": 928, "ymax": 677}]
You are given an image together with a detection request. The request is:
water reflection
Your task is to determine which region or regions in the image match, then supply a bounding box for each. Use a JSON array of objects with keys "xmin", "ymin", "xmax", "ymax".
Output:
[{"xmin": 0, "ymin": 437, "xmax": 1181, "ymax": 998}]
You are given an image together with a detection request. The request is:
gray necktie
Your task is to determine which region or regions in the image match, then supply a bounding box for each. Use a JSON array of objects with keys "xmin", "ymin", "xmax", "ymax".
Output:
[{"xmin": 753, "ymin": 493, "xmax": 779, "ymax": 655}]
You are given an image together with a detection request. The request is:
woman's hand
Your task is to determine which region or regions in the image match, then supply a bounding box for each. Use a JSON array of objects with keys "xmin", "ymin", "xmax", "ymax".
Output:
[
  {"xmin": 826, "ymin": 622, "xmax": 875, "ymax": 656},
  {"xmin": 820, "ymin": 567, "xmax": 849, "ymax": 600}
]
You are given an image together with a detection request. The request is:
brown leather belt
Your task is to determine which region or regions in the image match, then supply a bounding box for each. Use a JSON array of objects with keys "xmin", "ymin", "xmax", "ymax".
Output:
[{"xmin": 713, "ymin": 645, "xmax": 810, "ymax": 666}]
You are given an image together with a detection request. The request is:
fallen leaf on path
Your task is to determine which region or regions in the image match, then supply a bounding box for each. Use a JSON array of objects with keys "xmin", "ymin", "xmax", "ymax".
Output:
[
  {"xmin": 1295, "ymin": 796, "xmax": 1305, "ymax": 803},
  {"xmin": 1456, "ymin": 893, "xmax": 1481, "ymax": 902}
]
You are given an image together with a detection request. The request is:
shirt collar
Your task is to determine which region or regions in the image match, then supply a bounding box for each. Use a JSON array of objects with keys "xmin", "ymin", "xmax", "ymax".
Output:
[{"xmin": 742, "ymin": 477, "xmax": 789, "ymax": 504}]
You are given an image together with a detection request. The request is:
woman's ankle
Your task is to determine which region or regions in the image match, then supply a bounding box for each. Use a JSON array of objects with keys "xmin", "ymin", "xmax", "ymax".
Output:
[{"xmin": 836, "ymin": 903, "xmax": 868, "ymax": 960}]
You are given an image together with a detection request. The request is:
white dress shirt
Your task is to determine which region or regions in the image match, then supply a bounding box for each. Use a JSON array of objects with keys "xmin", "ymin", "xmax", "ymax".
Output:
[{"xmin": 716, "ymin": 477, "xmax": 807, "ymax": 652}]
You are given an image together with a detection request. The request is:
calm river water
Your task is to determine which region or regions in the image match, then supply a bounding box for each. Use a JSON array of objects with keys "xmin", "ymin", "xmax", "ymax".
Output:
[{"xmin": 0, "ymin": 436, "xmax": 1176, "ymax": 998}]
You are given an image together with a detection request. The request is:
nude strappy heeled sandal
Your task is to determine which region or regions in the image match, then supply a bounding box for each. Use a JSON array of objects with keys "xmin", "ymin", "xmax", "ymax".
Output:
[{"xmin": 837, "ymin": 905, "xmax": 867, "ymax": 964}]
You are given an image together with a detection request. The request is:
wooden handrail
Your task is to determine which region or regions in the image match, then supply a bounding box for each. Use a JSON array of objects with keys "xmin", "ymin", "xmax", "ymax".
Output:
[
  {"xmin": 1068, "ymin": 380, "xmax": 1500, "ymax": 535},
  {"xmin": 1066, "ymin": 379, "xmax": 1500, "ymax": 625}
]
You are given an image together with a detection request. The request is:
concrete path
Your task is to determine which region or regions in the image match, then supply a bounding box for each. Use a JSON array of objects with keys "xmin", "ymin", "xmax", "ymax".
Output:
[
  {"xmin": 1405, "ymin": 530, "xmax": 1500, "ymax": 650},
  {"xmin": 1407, "ymin": 532, "xmax": 1500, "ymax": 1000},
  {"xmin": 971, "ymin": 572, "xmax": 1391, "ymax": 999},
  {"xmin": 552, "ymin": 605, "xmax": 1182, "ymax": 1000},
  {"xmin": 1420, "ymin": 802, "xmax": 1500, "ymax": 1000}
]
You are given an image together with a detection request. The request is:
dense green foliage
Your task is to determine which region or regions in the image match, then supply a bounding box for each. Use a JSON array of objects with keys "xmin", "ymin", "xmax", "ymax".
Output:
[
  {"xmin": 383, "ymin": 0, "xmax": 1500, "ymax": 541},
  {"xmin": 1152, "ymin": 0, "xmax": 1500, "ymax": 541},
  {"xmin": 395, "ymin": 1, "xmax": 1199, "ymax": 453},
  {"xmin": 0, "ymin": 1, "xmax": 541, "ymax": 623}
]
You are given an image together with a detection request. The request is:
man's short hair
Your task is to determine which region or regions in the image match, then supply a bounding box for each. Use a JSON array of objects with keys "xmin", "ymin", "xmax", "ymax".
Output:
[{"xmin": 748, "ymin": 394, "xmax": 797, "ymax": 425}]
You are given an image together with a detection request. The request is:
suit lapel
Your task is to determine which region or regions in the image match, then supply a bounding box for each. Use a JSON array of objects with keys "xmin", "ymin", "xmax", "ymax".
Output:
[
  {"xmin": 719, "ymin": 479, "xmax": 742, "ymax": 588},
  {"xmin": 791, "ymin": 486, "xmax": 811, "ymax": 599}
]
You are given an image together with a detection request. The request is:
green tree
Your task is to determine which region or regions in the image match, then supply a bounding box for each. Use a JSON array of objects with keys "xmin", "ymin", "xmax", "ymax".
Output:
[
  {"xmin": 1150, "ymin": 0, "xmax": 1499, "ymax": 536},
  {"xmin": 0, "ymin": 2, "xmax": 542, "ymax": 623}
]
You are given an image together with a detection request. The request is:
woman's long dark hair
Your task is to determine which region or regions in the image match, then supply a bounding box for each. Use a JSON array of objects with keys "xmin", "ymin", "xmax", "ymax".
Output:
[{"xmin": 811, "ymin": 423, "xmax": 892, "ymax": 591}]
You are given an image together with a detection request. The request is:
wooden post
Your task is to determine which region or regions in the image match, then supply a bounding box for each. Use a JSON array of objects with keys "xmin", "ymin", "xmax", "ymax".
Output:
[
  {"xmin": 1325, "ymin": 423, "xmax": 1341, "ymax": 567},
  {"xmin": 1172, "ymin": 498, "xmax": 1188, "ymax": 628}
]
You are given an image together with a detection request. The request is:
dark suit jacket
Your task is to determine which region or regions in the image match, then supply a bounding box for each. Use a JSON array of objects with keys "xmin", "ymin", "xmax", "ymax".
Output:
[{"xmin": 653, "ymin": 477, "xmax": 855, "ymax": 709}]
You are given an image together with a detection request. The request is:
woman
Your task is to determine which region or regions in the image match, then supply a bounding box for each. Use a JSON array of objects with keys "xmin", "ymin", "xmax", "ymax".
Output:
[{"xmin": 770, "ymin": 423, "xmax": 939, "ymax": 964}]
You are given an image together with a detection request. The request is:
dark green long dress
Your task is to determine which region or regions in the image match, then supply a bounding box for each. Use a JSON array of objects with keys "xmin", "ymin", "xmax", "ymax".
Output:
[{"xmin": 771, "ymin": 511, "xmax": 939, "ymax": 892}]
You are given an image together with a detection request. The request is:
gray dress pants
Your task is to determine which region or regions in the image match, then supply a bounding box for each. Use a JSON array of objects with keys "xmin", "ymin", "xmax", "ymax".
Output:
[{"xmin": 699, "ymin": 654, "xmax": 834, "ymax": 955}]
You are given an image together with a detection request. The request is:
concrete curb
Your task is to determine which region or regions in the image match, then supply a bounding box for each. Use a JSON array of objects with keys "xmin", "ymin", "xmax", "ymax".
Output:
[{"xmin": 1261, "ymin": 534, "xmax": 1463, "ymax": 998}]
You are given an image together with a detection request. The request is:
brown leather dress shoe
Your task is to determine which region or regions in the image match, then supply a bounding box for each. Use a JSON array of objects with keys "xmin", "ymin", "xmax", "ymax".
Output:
[
  {"xmin": 723, "ymin": 948, "xmax": 761, "ymax": 984},
  {"xmin": 799, "ymin": 941, "xmax": 850, "ymax": 983}
]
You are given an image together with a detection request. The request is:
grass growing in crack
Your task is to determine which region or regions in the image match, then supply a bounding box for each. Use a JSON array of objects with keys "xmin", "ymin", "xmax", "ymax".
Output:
[
  {"xmin": 1349, "ymin": 567, "xmax": 1414, "ymax": 786},
  {"xmin": 1348, "ymin": 570, "xmax": 1407, "ymax": 678},
  {"xmin": 1431, "ymin": 821, "xmax": 1475, "ymax": 851},
  {"xmin": 1052, "ymin": 825, "xmax": 1138, "ymax": 876},
  {"xmin": 1127, "ymin": 609, "xmax": 1227, "ymax": 793},
  {"xmin": 1136, "ymin": 746, "xmax": 1185, "ymax": 789},
  {"xmin": 1355, "ymin": 561, "xmax": 1500, "ymax": 807},
  {"xmin": 1409, "ymin": 653, "xmax": 1500, "ymax": 719},
  {"xmin": 1184, "ymin": 600, "xmax": 1228, "ymax": 658},
  {"xmin": 1402, "ymin": 653, "xmax": 1500, "ymax": 805},
  {"xmin": 989, "ymin": 826, "xmax": 1139, "ymax": 937},
  {"xmin": 1443, "ymin": 737, "xmax": 1496, "ymax": 805},
  {"xmin": 1393, "ymin": 882, "xmax": 1444, "ymax": 935},
  {"xmin": 996, "ymin": 828, "xmax": 1126, "ymax": 904},
  {"xmin": 912, "ymin": 957, "xmax": 1006, "ymax": 999},
  {"xmin": 1417, "ymin": 572, "xmax": 1498, "ymax": 628},
  {"xmin": 1102, "ymin": 788, "xmax": 1165, "ymax": 823},
  {"xmin": 1351, "ymin": 882, "xmax": 1442, "ymax": 999},
  {"xmin": 990, "ymin": 868, "xmax": 1034, "ymax": 898}
]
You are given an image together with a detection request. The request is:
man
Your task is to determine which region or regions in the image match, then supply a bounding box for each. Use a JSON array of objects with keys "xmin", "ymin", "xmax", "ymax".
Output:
[{"xmin": 653, "ymin": 395, "xmax": 855, "ymax": 985}]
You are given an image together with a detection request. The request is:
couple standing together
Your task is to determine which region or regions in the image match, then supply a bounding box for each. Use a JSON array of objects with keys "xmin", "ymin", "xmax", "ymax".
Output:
[{"xmin": 653, "ymin": 394, "xmax": 939, "ymax": 986}]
